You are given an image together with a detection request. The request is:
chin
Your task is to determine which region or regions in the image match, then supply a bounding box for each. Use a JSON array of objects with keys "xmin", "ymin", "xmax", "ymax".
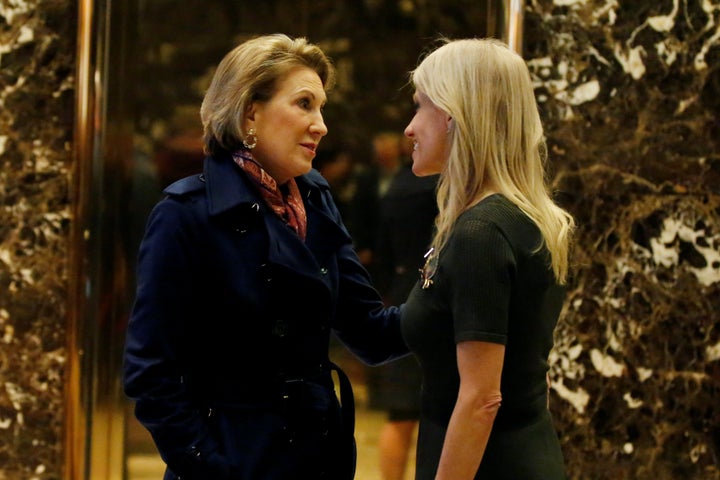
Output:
[
  {"xmin": 412, "ymin": 163, "xmax": 433, "ymax": 177},
  {"xmin": 295, "ymin": 164, "xmax": 313, "ymax": 178}
]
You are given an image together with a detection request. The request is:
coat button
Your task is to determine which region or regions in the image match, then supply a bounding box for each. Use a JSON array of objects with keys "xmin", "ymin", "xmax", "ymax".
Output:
[
  {"xmin": 320, "ymin": 267, "xmax": 328, "ymax": 275},
  {"xmin": 259, "ymin": 263, "xmax": 272, "ymax": 282},
  {"xmin": 272, "ymin": 321, "xmax": 289, "ymax": 337}
]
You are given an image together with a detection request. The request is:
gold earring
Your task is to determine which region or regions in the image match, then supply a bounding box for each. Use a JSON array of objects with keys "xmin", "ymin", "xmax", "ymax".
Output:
[{"xmin": 243, "ymin": 128, "xmax": 257, "ymax": 150}]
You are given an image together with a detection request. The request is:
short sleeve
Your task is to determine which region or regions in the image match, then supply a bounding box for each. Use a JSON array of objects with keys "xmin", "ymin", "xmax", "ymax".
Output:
[{"xmin": 443, "ymin": 218, "xmax": 515, "ymax": 345}]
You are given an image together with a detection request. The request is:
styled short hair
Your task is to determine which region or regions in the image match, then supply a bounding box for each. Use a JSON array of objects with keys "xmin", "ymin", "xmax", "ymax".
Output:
[{"xmin": 200, "ymin": 33, "xmax": 335, "ymax": 156}]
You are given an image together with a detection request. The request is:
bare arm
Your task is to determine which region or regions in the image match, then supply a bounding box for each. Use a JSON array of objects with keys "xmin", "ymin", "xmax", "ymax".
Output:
[{"xmin": 434, "ymin": 340, "xmax": 505, "ymax": 480}]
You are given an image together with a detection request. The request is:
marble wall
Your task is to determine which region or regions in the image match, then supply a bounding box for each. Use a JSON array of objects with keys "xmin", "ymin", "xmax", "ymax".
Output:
[
  {"xmin": 0, "ymin": 1, "xmax": 75, "ymax": 479},
  {"xmin": 524, "ymin": 1, "xmax": 720, "ymax": 478}
]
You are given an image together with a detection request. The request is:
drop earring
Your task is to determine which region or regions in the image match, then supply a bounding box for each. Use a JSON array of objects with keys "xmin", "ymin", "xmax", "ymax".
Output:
[{"xmin": 243, "ymin": 128, "xmax": 257, "ymax": 150}]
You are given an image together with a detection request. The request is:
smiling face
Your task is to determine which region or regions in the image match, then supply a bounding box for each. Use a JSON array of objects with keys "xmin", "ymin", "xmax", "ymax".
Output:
[
  {"xmin": 246, "ymin": 66, "xmax": 328, "ymax": 184},
  {"xmin": 404, "ymin": 90, "xmax": 451, "ymax": 176}
]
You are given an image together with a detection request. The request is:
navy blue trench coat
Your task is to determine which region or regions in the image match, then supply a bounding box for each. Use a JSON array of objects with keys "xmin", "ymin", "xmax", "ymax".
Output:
[{"xmin": 123, "ymin": 153, "xmax": 408, "ymax": 480}]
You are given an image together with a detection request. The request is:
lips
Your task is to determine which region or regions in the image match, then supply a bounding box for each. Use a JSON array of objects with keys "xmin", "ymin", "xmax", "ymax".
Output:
[{"xmin": 300, "ymin": 143, "xmax": 317, "ymax": 153}]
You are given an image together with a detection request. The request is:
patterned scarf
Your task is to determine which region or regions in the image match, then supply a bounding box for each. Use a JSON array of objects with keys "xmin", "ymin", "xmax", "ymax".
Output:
[{"xmin": 232, "ymin": 149, "xmax": 307, "ymax": 241}]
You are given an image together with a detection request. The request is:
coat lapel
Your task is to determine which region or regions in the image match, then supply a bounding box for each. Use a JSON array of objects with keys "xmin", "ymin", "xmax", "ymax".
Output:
[{"xmin": 203, "ymin": 154, "xmax": 341, "ymax": 284}]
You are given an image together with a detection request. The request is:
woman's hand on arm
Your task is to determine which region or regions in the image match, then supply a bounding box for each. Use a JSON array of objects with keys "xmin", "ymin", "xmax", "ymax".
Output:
[{"xmin": 435, "ymin": 340, "xmax": 504, "ymax": 480}]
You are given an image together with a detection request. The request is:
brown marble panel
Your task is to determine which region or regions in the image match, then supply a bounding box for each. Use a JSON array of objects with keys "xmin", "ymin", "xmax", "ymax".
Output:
[
  {"xmin": 525, "ymin": 1, "xmax": 720, "ymax": 478},
  {"xmin": 526, "ymin": 0, "xmax": 719, "ymax": 195},
  {"xmin": 0, "ymin": 2, "xmax": 75, "ymax": 479}
]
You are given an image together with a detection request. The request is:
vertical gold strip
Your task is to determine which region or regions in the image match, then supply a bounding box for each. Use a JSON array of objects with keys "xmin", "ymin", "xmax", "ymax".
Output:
[
  {"xmin": 66, "ymin": 0, "xmax": 94, "ymax": 478},
  {"xmin": 505, "ymin": 0, "xmax": 524, "ymax": 54},
  {"xmin": 68, "ymin": 1, "xmax": 128, "ymax": 477}
]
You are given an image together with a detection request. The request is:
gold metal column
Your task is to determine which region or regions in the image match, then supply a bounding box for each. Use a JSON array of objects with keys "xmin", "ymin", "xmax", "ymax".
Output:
[
  {"xmin": 485, "ymin": 0, "xmax": 524, "ymax": 54},
  {"xmin": 505, "ymin": 0, "xmax": 524, "ymax": 54},
  {"xmin": 67, "ymin": 0, "xmax": 133, "ymax": 478}
]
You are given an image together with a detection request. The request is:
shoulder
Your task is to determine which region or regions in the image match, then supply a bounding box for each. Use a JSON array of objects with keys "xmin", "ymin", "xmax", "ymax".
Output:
[
  {"xmin": 459, "ymin": 195, "xmax": 533, "ymax": 233},
  {"xmin": 149, "ymin": 173, "xmax": 208, "ymax": 228},
  {"xmin": 453, "ymin": 194, "xmax": 541, "ymax": 256},
  {"xmin": 163, "ymin": 173, "xmax": 206, "ymax": 197}
]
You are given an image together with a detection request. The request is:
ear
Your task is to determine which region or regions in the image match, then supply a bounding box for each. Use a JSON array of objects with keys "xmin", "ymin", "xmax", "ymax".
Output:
[
  {"xmin": 446, "ymin": 116, "xmax": 454, "ymax": 134},
  {"xmin": 245, "ymin": 102, "xmax": 258, "ymax": 122}
]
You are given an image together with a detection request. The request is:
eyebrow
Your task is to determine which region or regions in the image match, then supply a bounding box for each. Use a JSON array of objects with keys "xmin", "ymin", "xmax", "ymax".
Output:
[{"xmin": 296, "ymin": 88, "xmax": 327, "ymax": 105}]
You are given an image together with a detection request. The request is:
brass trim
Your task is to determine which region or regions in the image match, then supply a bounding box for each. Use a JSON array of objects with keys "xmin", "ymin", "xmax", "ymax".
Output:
[
  {"xmin": 505, "ymin": 0, "xmax": 524, "ymax": 54},
  {"xmin": 68, "ymin": 0, "xmax": 133, "ymax": 477},
  {"xmin": 66, "ymin": 0, "xmax": 95, "ymax": 477}
]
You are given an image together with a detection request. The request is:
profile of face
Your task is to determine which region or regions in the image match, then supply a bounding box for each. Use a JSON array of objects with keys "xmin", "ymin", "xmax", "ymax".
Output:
[
  {"xmin": 404, "ymin": 90, "xmax": 451, "ymax": 177},
  {"xmin": 246, "ymin": 66, "xmax": 328, "ymax": 184}
]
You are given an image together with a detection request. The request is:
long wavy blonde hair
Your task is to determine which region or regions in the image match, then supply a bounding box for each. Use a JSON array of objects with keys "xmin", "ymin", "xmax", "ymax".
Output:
[{"xmin": 411, "ymin": 38, "xmax": 575, "ymax": 283}]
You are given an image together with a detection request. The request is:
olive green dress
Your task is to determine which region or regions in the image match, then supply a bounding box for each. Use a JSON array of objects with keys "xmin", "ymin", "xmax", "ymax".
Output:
[{"xmin": 401, "ymin": 194, "xmax": 568, "ymax": 480}]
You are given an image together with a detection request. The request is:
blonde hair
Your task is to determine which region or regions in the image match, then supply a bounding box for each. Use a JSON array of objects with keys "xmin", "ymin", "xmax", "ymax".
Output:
[
  {"xmin": 411, "ymin": 38, "xmax": 575, "ymax": 283},
  {"xmin": 200, "ymin": 33, "xmax": 335, "ymax": 156}
]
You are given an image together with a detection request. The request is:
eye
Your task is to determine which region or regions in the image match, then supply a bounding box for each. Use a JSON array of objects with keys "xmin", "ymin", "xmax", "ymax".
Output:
[{"xmin": 298, "ymin": 97, "xmax": 312, "ymax": 109}]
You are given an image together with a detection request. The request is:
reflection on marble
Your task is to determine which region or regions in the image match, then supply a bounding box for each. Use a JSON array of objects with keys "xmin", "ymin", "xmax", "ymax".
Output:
[
  {"xmin": 0, "ymin": 2, "xmax": 75, "ymax": 479},
  {"xmin": 525, "ymin": 1, "xmax": 720, "ymax": 478}
]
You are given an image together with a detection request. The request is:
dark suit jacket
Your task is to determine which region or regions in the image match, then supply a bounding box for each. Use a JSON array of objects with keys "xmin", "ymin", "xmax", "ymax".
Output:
[{"xmin": 123, "ymin": 152, "xmax": 407, "ymax": 479}]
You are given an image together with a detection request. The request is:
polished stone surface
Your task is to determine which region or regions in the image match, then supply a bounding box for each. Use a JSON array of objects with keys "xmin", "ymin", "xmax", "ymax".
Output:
[
  {"xmin": 0, "ymin": 2, "xmax": 75, "ymax": 479},
  {"xmin": 526, "ymin": 1, "xmax": 720, "ymax": 478}
]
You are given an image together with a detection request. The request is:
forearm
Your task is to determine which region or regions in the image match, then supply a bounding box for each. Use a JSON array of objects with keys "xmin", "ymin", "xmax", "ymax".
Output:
[{"xmin": 435, "ymin": 393, "xmax": 501, "ymax": 480}]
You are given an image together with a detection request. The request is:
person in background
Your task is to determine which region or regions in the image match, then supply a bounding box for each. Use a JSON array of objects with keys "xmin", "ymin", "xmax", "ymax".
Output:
[
  {"xmin": 312, "ymin": 146, "xmax": 356, "ymax": 222},
  {"xmin": 346, "ymin": 131, "xmax": 404, "ymax": 273},
  {"xmin": 122, "ymin": 33, "xmax": 408, "ymax": 480},
  {"xmin": 401, "ymin": 38, "xmax": 575, "ymax": 479},
  {"xmin": 368, "ymin": 134, "xmax": 439, "ymax": 480}
]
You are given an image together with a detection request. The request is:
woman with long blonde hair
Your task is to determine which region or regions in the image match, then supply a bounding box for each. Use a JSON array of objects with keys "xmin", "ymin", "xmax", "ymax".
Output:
[{"xmin": 401, "ymin": 37, "xmax": 574, "ymax": 479}]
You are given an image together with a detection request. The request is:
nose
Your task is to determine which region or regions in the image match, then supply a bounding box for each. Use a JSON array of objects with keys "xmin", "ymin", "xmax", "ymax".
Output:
[
  {"xmin": 310, "ymin": 113, "xmax": 328, "ymax": 138},
  {"xmin": 404, "ymin": 124, "xmax": 413, "ymax": 138}
]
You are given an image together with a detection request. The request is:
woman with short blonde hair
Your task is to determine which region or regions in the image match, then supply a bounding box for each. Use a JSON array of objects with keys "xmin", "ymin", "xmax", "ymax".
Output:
[
  {"xmin": 125, "ymin": 34, "xmax": 406, "ymax": 480},
  {"xmin": 201, "ymin": 33, "xmax": 335, "ymax": 156}
]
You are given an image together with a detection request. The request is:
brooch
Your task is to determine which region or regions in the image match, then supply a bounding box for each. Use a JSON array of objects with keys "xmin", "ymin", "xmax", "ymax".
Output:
[{"xmin": 420, "ymin": 247, "xmax": 437, "ymax": 289}]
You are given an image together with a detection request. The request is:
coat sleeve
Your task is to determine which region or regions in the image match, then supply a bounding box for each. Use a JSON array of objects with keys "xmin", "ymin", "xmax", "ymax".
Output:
[
  {"xmin": 122, "ymin": 197, "xmax": 226, "ymax": 477},
  {"xmin": 314, "ymin": 185, "xmax": 409, "ymax": 366},
  {"xmin": 333, "ymin": 256, "xmax": 409, "ymax": 366}
]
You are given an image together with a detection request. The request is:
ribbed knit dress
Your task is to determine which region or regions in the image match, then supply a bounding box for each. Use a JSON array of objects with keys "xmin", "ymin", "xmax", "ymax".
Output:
[{"xmin": 401, "ymin": 194, "xmax": 568, "ymax": 480}]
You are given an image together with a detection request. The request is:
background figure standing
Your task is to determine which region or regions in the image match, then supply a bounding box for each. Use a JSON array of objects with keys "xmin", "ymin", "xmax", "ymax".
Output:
[
  {"xmin": 354, "ymin": 132, "xmax": 438, "ymax": 480},
  {"xmin": 312, "ymin": 146, "xmax": 356, "ymax": 223},
  {"xmin": 369, "ymin": 136, "xmax": 439, "ymax": 480},
  {"xmin": 346, "ymin": 131, "xmax": 403, "ymax": 275}
]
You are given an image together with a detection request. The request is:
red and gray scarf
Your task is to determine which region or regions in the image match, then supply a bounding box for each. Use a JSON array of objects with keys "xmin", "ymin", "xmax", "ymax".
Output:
[{"xmin": 232, "ymin": 149, "xmax": 307, "ymax": 241}]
